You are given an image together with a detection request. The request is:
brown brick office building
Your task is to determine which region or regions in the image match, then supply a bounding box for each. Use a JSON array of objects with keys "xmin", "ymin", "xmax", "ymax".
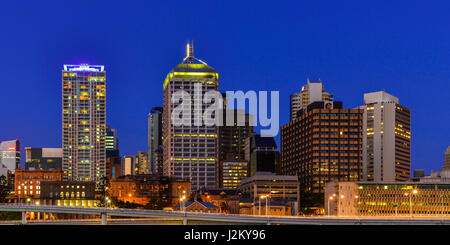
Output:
[{"xmin": 280, "ymin": 101, "xmax": 364, "ymax": 211}]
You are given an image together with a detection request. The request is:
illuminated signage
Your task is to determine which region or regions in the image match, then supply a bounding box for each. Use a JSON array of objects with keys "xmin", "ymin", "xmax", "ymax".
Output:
[
  {"xmin": 7, "ymin": 146, "xmax": 15, "ymax": 151},
  {"xmin": 63, "ymin": 64, "xmax": 104, "ymax": 72}
]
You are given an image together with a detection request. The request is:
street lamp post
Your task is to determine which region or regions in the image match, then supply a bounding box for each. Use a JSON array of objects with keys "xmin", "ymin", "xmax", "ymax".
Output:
[
  {"xmin": 338, "ymin": 195, "xmax": 344, "ymax": 217},
  {"xmin": 442, "ymin": 193, "xmax": 445, "ymax": 221},
  {"xmin": 179, "ymin": 190, "xmax": 187, "ymax": 213},
  {"xmin": 406, "ymin": 189, "xmax": 418, "ymax": 218},
  {"xmin": 258, "ymin": 195, "xmax": 262, "ymax": 216},
  {"xmin": 328, "ymin": 196, "xmax": 333, "ymax": 216}
]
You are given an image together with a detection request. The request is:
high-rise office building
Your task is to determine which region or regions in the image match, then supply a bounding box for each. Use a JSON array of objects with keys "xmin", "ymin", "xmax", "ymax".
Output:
[
  {"xmin": 217, "ymin": 109, "xmax": 254, "ymax": 188},
  {"xmin": 24, "ymin": 147, "xmax": 62, "ymax": 170},
  {"xmin": 153, "ymin": 147, "xmax": 163, "ymax": 175},
  {"xmin": 290, "ymin": 79, "xmax": 333, "ymax": 121},
  {"xmin": 123, "ymin": 155, "xmax": 138, "ymax": 176},
  {"xmin": 138, "ymin": 151, "xmax": 150, "ymax": 174},
  {"xmin": 163, "ymin": 43, "xmax": 220, "ymax": 190},
  {"xmin": 148, "ymin": 107, "xmax": 163, "ymax": 173},
  {"xmin": 105, "ymin": 125, "xmax": 121, "ymax": 180},
  {"xmin": 0, "ymin": 139, "xmax": 20, "ymax": 173},
  {"xmin": 62, "ymin": 64, "xmax": 106, "ymax": 186},
  {"xmin": 280, "ymin": 101, "xmax": 363, "ymax": 210},
  {"xmin": 359, "ymin": 91, "xmax": 411, "ymax": 182},
  {"xmin": 444, "ymin": 146, "xmax": 450, "ymax": 169},
  {"xmin": 106, "ymin": 125, "xmax": 119, "ymax": 152},
  {"xmin": 245, "ymin": 134, "xmax": 280, "ymax": 177}
]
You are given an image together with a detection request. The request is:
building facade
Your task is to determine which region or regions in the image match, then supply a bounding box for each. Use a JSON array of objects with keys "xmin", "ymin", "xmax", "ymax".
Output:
[
  {"xmin": 110, "ymin": 174, "xmax": 190, "ymax": 206},
  {"xmin": 280, "ymin": 101, "xmax": 364, "ymax": 209},
  {"xmin": 14, "ymin": 169, "xmax": 63, "ymax": 199},
  {"xmin": 239, "ymin": 172, "xmax": 299, "ymax": 202},
  {"xmin": 123, "ymin": 155, "xmax": 138, "ymax": 176},
  {"xmin": 105, "ymin": 126, "xmax": 119, "ymax": 152},
  {"xmin": 325, "ymin": 181, "xmax": 450, "ymax": 217},
  {"xmin": 62, "ymin": 64, "xmax": 106, "ymax": 186},
  {"xmin": 0, "ymin": 139, "xmax": 20, "ymax": 173},
  {"xmin": 40, "ymin": 181, "xmax": 96, "ymax": 207},
  {"xmin": 359, "ymin": 91, "xmax": 411, "ymax": 182},
  {"xmin": 162, "ymin": 43, "xmax": 220, "ymax": 190},
  {"xmin": 138, "ymin": 151, "xmax": 150, "ymax": 174},
  {"xmin": 445, "ymin": 146, "xmax": 450, "ymax": 169},
  {"xmin": 245, "ymin": 134, "xmax": 280, "ymax": 177},
  {"xmin": 25, "ymin": 147, "xmax": 62, "ymax": 170},
  {"xmin": 148, "ymin": 107, "xmax": 163, "ymax": 174},
  {"xmin": 218, "ymin": 109, "xmax": 253, "ymax": 188},
  {"xmin": 290, "ymin": 79, "xmax": 333, "ymax": 121}
]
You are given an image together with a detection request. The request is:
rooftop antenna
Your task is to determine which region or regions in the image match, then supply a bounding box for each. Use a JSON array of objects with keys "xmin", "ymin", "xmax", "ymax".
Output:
[{"xmin": 186, "ymin": 41, "xmax": 194, "ymax": 58}]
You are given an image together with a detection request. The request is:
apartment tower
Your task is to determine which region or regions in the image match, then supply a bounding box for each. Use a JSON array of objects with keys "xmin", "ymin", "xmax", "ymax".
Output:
[
  {"xmin": 62, "ymin": 64, "xmax": 106, "ymax": 186},
  {"xmin": 290, "ymin": 79, "xmax": 333, "ymax": 121},
  {"xmin": 359, "ymin": 91, "xmax": 411, "ymax": 182}
]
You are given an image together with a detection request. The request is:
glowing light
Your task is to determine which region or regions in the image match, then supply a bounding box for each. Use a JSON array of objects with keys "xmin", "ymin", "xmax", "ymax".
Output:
[{"xmin": 64, "ymin": 64, "xmax": 104, "ymax": 72}]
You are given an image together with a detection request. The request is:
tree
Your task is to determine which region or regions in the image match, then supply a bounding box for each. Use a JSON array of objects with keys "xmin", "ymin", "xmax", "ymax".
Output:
[
  {"xmin": 144, "ymin": 199, "xmax": 166, "ymax": 210},
  {"xmin": 0, "ymin": 175, "xmax": 9, "ymax": 203}
]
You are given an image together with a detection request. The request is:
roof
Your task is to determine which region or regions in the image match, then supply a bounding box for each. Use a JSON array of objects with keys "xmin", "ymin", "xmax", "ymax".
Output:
[
  {"xmin": 171, "ymin": 63, "xmax": 216, "ymax": 73},
  {"xmin": 253, "ymin": 134, "xmax": 278, "ymax": 148},
  {"xmin": 174, "ymin": 201, "xmax": 218, "ymax": 209},
  {"xmin": 163, "ymin": 43, "xmax": 218, "ymax": 89},
  {"xmin": 198, "ymin": 188, "xmax": 241, "ymax": 196},
  {"xmin": 169, "ymin": 43, "xmax": 216, "ymax": 73}
]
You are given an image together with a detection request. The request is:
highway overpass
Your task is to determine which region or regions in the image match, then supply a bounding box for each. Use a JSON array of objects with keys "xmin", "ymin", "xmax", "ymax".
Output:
[{"xmin": 0, "ymin": 204, "xmax": 449, "ymax": 225}]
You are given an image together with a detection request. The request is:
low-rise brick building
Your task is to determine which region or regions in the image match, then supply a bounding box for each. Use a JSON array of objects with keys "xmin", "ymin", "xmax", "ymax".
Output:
[
  {"xmin": 110, "ymin": 174, "xmax": 190, "ymax": 206},
  {"xmin": 14, "ymin": 168, "xmax": 63, "ymax": 200}
]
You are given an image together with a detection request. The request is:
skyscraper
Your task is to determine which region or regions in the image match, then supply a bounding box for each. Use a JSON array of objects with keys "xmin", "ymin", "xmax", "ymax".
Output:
[
  {"xmin": 105, "ymin": 126, "xmax": 121, "ymax": 180},
  {"xmin": 123, "ymin": 155, "xmax": 138, "ymax": 176},
  {"xmin": 217, "ymin": 109, "xmax": 254, "ymax": 189},
  {"xmin": 163, "ymin": 43, "xmax": 220, "ymax": 190},
  {"xmin": 24, "ymin": 147, "xmax": 62, "ymax": 170},
  {"xmin": 245, "ymin": 134, "xmax": 280, "ymax": 177},
  {"xmin": 106, "ymin": 125, "xmax": 119, "ymax": 152},
  {"xmin": 280, "ymin": 101, "xmax": 363, "ymax": 210},
  {"xmin": 0, "ymin": 139, "xmax": 20, "ymax": 173},
  {"xmin": 444, "ymin": 146, "xmax": 450, "ymax": 169},
  {"xmin": 359, "ymin": 91, "xmax": 411, "ymax": 182},
  {"xmin": 62, "ymin": 64, "xmax": 106, "ymax": 186},
  {"xmin": 138, "ymin": 151, "xmax": 150, "ymax": 174},
  {"xmin": 148, "ymin": 107, "xmax": 163, "ymax": 174},
  {"xmin": 290, "ymin": 79, "xmax": 333, "ymax": 121}
]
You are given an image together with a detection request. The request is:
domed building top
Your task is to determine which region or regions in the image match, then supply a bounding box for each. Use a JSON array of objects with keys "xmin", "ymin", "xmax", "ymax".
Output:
[
  {"xmin": 170, "ymin": 43, "xmax": 216, "ymax": 73},
  {"xmin": 164, "ymin": 43, "xmax": 219, "ymax": 88}
]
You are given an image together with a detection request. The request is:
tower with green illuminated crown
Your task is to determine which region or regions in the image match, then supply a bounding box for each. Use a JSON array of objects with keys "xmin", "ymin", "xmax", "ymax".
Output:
[{"xmin": 162, "ymin": 43, "xmax": 220, "ymax": 190}]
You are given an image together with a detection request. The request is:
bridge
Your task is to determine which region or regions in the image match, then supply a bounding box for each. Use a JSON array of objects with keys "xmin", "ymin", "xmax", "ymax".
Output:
[{"xmin": 0, "ymin": 204, "xmax": 449, "ymax": 225}]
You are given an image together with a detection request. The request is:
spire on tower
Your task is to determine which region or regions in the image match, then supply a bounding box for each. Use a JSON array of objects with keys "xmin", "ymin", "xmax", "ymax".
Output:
[{"xmin": 186, "ymin": 41, "xmax": 194, "ymax": 58}]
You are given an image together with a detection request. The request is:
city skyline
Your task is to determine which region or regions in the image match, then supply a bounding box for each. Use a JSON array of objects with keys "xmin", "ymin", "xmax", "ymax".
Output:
[{"xmin": 0, "ymin": 1, "xmax": 449, "ymax": 175}]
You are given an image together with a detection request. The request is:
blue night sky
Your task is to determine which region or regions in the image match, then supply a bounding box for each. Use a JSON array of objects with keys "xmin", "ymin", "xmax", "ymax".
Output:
[{"xmin": 0, "ymin": 1, "xmax": 448, "ymax": 173}]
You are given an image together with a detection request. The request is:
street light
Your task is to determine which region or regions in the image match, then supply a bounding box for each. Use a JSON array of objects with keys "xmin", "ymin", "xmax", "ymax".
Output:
[
  {"xmin": 105, "ymin": 196, "xmax": 110, "ymax": 208},
  {"xmin": 405, "ymin": 189, "xmax": 418, "ymax": 218},
  {"xmin": 179, "ymin": 190, "xmax": 187, "ymax": 213},
  {"xmin": 338, "ymin": 195, "xmax": 344, "ymax": 217},
  {"xmin": 260, "ymin": 195, "xmax": 270, "ymax": 217},
  {"xmin": 327, "ymin": 196, "xmax": 334, "ymax": 216}
]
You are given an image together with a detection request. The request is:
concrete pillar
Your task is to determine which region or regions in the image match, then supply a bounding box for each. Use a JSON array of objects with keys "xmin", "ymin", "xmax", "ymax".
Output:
[
  {"xmin": 101, "ymin": 213, "xmax": 107, "ymax": 225},
  {"xmin": 183, "ymin": 217, "xmax": 188, "ymax": 225},
  {"xmin": 21, "ymin": 211, "xmax": 26, "ymax": 225}
]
